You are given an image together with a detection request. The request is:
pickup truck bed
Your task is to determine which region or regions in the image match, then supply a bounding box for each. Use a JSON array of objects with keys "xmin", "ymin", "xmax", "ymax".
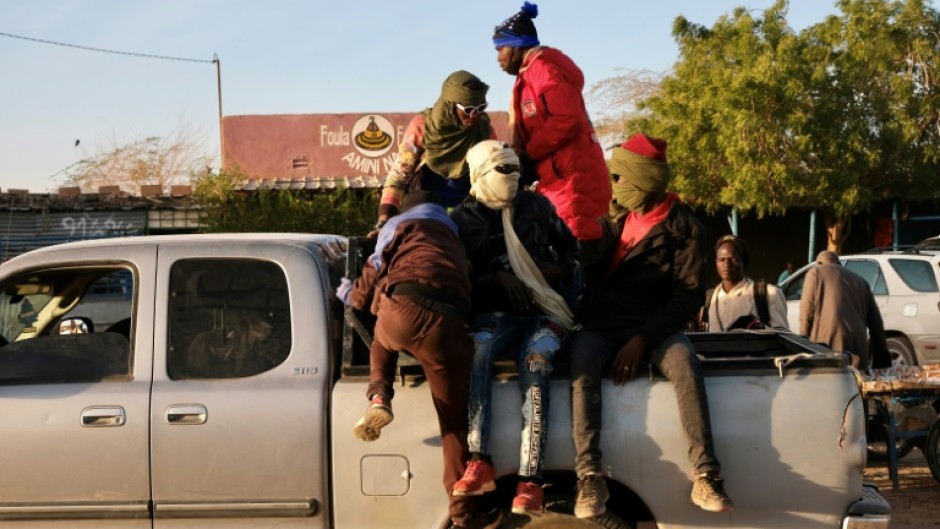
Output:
[{"xmin": 333, "ymin": 237, "xmax": 888, "ymax": 529}]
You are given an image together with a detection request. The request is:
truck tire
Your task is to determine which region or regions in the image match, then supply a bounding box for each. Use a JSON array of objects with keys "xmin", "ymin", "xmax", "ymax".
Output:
[
  {"xmin": 504, "ymin": 510, "xmax": 633, "ymax": 529},
  {"xmin": 886, "ymin": 336, "xmax": 916, "ymax": 367},
  {"xmin": 927, "ymin": 419, "xmax": 940, "ymax": 484},
  {"xmin": 505, "ymin": 491, "xmax": 634, "ymax": 529},
  {"xmin": 866, "ymin": 398, "xmax": 915, "ymax": 462}
]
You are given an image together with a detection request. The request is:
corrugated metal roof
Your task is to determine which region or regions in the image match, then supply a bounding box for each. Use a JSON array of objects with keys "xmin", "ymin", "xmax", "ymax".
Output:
[{"xmin": 237, "ymin": 175, "xmax": 385, "ymax": 191}]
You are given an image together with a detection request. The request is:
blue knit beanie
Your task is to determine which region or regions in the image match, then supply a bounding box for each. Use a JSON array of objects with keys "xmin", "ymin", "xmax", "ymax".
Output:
[{"xmin": 493, "ymin": 2, "xmax": 540, "ymax": 49}]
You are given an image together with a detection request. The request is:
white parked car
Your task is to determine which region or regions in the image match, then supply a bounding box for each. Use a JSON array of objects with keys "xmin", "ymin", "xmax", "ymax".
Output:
[{"xmin": 779, "ymin": 247, "xmax": 940, "ymax": 366}]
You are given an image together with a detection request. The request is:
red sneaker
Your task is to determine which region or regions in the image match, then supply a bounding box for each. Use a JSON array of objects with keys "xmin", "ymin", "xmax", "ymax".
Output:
[
  {"xmin": 452, "ymin": 459, "xmax": 496, "ymax": 496},
  {"xmin": 511, "ymin": 480, "xmax": 544, "ymax": 515}
]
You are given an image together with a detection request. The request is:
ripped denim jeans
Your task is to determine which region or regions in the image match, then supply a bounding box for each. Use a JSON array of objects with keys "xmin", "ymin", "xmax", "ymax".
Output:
[{"xmin": 467, "ymin": 311, "xmax": 567, "ymax": 479}]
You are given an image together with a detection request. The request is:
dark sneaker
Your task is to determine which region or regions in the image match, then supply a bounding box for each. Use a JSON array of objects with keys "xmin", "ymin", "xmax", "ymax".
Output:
[
  {"xmin": 453, "ymin": 459, "xmax": 496, "ymax": 496},
  {"xmin": 511, "ymin": 480, "xmax": 544, "ymax": 515},
  {"xmin": 691, "ymin": 472, "xmax": 734, "ymax": 513},
  {"xmin": 450, "ymin": 508, "xmax": 503, "ymax": 529},
  {"xmin": 352, "ymin": 395, "xmax": 393, "ymax": 442},
  {"xmin": 574, "ymin": 473, "xmax": 609, "ymax": 519}
]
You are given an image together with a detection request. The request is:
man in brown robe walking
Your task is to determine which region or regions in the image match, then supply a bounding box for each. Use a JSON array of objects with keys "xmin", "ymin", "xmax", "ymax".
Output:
[{"xmin": 799, "ymin": 250, "xmax": 890, "ymax": 369}]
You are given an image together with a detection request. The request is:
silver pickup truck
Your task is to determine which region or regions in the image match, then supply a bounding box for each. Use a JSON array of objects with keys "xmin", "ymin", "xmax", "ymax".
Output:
[{"xmin": 0, "ymin": 233, "xmax": 889, "ymax": 529}]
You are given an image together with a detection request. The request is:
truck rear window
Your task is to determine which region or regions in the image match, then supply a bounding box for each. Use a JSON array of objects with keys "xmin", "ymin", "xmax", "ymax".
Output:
[{"xmin": 167, "ymin": 258, "xmax": 292, "ymax": 379}]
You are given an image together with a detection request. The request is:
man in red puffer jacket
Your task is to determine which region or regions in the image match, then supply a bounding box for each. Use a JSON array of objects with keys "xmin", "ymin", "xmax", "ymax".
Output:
[{"xmin": 492, "ymin": 2, "xmax": 612, "ymax": 267}]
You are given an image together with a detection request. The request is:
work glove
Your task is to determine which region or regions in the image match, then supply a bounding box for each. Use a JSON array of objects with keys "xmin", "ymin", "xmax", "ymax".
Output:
[{"xmin": 335, "ymin": 277, "xmax": 353, "ymax": 306}]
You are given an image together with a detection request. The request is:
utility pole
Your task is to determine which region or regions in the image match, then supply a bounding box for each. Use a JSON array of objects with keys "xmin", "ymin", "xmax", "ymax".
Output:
[{"xmin": 214, "ymin": 53, "xmax": 224, "ymax": 171}]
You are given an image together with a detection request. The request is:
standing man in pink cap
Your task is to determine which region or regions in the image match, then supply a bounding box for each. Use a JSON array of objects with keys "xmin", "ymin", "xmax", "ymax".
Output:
[{"xmin": 491, "ymin": 2, "xmax": 612, "ymax": 267}]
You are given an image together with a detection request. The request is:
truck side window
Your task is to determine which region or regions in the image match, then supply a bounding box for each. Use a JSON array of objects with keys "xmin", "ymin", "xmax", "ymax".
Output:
[
  {"xmin": 0, "ymin": 267, "xmax": 134, "ymax": 383},
  {"xmin": 167, "ymin": 258, "xmax": 292, "ymax": 379}
]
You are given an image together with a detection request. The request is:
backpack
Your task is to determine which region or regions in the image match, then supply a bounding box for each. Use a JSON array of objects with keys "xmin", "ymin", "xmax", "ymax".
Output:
[{"xmin": 700, "ymin": 279, "xmax": 770, "ymax": 330}]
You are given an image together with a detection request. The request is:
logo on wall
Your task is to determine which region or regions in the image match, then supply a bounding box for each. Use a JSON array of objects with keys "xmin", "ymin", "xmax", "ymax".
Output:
[{"xmin": 352, "ymin": 115, "xmax": 395, "ymax": 157}]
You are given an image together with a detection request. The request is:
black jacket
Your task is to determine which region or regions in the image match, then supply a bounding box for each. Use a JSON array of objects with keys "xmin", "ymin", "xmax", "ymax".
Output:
[
  {"xmin": 450, "ymin": 191, "xmax": 580, "ymax": 317},
  {"xmin": 577, "ymin": 200, "xmax": 707, "ymax": 349}
]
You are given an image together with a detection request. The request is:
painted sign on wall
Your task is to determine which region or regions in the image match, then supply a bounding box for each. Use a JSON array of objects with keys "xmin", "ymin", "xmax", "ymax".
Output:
[{"xmin": 221, "ymin": 112, "xmax": 510, "ymax": 181}]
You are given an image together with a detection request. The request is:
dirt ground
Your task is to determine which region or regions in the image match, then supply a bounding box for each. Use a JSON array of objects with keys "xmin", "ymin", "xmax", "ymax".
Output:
[{"xmin": 863, "ymin": 449, "xmax": 940, "ymax": 528}]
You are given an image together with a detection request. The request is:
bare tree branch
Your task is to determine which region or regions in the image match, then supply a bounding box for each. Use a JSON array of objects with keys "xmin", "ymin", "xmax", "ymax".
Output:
[
  {"xmin": 587, "ymin": 68, "xmax": 665, "ymax": 146},
  {"xmin": 60, "ymin": 119, "xmax": 212, "ymax": 193}
]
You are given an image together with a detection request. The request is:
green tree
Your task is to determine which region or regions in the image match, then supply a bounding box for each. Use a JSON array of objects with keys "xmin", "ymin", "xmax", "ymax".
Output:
[
  {"xmin": 622, "ymin": 0, "xmax": 940, "ymax": 252},
  {"xmin": 194, "ymin": 170, "xmax": 378, "ymax": 236}
]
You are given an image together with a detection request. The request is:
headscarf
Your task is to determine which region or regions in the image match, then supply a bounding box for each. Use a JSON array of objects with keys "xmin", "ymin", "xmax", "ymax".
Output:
[
  {"xmin": 468, "ymin": 140, "xmax": 520, "ymax": 209},
  {"xmin": 422, "ymin": 71, "xmax": 491, "ymax": 179},
  {"xmin": 493, "ymin": 2, "xmax": 540, "ymax": 49},
  {"xmin": 467, "ymin": 140, "xmax": 575, "ymax": 329},
  {"xmin": 608, "ymin": 133, "xmax": 671, "ymax": 215}
]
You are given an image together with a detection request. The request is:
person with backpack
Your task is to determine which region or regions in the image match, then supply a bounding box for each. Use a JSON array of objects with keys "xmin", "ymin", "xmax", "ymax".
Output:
[{"xmin": 703, "ymin": 235, "xmax": 789, "ymax": 332}]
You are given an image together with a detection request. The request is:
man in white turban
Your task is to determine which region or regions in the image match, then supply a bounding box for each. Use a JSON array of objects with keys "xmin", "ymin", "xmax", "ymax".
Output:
[{"xmin": 449, "ymin": 140, "xmax": 580, "ymax": 516}]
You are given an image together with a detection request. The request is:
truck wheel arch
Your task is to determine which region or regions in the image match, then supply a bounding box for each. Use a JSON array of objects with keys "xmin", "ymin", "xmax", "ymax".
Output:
[{"xmin": 492, "ymin": 472, "xmax": 651, "ymax": 528}]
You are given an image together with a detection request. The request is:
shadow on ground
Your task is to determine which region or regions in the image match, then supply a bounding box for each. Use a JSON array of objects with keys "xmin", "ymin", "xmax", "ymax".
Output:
[{"xmin": 863, "ymin": 450, "xmax": 940, "ymax": 528}]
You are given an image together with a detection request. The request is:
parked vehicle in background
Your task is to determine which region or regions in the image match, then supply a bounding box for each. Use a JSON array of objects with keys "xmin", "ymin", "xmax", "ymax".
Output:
[
  {"xmin": 779, "ymin": 247, "xmax": 940, "ymax": 367},
  {"xmin": 779, "ymin": 246, "xmax": 940, "ymax": 463}
]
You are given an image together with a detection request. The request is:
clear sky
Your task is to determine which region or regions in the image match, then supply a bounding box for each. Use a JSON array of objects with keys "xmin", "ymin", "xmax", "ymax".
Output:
[{"xmin": 1, "ymin": 0, "xmax": 838, "ymax": 193}]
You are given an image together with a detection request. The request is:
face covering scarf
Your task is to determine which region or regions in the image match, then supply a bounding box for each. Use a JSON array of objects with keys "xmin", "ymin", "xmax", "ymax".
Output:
[
  {"xmin": 608, "ymin": 146, "xmax": 671, "ymax": 213},
  {"xmin": 468, "ymin": 140, "xmax": 576, "ymax": 329}
]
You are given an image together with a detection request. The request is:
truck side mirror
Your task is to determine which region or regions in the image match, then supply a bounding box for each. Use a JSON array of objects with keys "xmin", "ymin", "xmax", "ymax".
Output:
[{"xmin": 58, "ymin": 317, "xmax": 94, "ymax": 335}]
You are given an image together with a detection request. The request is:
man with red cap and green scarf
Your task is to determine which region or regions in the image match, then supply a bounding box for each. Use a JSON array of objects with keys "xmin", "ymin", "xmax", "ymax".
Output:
[
  {"xmin": 568, "ymin": 134, "xmax": 734, "ymax": 519},
  {"xmin": 491, "ymin": 2, "xmax": 612, "ymax": 267}
]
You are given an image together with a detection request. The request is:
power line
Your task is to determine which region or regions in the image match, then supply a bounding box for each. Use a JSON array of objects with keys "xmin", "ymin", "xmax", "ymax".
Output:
[{"xmin": 0, "ymin": 31, "xmax": 215, "ymax": 64}]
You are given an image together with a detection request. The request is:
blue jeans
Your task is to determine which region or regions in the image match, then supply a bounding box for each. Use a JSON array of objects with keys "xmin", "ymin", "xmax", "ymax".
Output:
[{"xmin": 467, "ymin": 312, "xmax": 567, "ymax": 479}]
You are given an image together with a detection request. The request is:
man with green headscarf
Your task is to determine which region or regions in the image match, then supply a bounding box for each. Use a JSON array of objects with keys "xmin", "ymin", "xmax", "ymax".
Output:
[
  {"xmin": 568, "ymin": 133, "xmax": 734, "ymax": 519},
  {"xmin": 371, "ymin": 71, "xmax": 494, "ymax": 236},
  {"xmin": 606, "ymin": 134, "xmax": 672, "ymax": 223}
]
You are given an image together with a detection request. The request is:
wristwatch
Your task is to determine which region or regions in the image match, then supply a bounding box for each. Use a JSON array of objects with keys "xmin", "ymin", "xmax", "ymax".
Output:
[{"xmin": 373, "ymin": 219, "xmax": 387, "ymax": 231}]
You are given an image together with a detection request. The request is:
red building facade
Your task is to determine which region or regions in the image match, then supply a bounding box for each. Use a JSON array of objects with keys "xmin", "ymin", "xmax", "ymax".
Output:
[{"xmin": 222, "ymin": 112, "xmax": 511, "ymax": 187}]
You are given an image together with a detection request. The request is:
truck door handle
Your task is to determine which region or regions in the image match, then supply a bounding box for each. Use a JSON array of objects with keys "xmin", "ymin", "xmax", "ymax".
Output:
[
  {"xmin": 81, "ymin": 406, "xmax": 126, "ymax": 427},
  {"xmin": 166, "ymin": 404, "xmax": 208, "ymax": 425}
]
